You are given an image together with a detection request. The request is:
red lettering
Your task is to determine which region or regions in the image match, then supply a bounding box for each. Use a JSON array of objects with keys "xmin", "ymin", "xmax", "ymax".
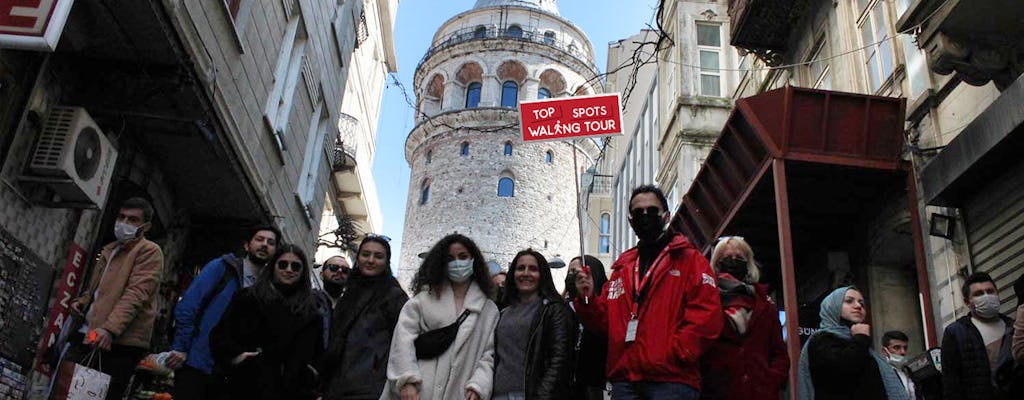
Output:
[{"xmin": 0, "ymin": 0, "xmax": 52, "ymax": 34}]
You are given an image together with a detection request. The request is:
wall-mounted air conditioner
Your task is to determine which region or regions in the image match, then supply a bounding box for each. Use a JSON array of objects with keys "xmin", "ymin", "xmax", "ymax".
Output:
[{"xmin": 27, "ymin": 106, "xmax": 118, "ymax": 207}]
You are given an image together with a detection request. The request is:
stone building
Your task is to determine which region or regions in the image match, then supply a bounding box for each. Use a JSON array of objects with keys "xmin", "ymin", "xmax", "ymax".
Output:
[
  {"xmin": 398, "ymin": 0, "xmax": 602, "ymax": 289},
  {"xmin": 0, "ymin": 0, "xmax": 363, "ymax": 396}
]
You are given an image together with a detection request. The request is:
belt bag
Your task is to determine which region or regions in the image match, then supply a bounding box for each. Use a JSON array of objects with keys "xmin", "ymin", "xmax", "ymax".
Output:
[{"xmin": 414, "ymin": 310, "xmax": 471, "ymax": 359}]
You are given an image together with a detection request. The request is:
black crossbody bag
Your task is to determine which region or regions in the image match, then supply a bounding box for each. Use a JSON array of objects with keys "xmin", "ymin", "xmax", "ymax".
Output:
[{"xmin": 414, "ymin": 310, "xmax": 471, "ymax": 359}]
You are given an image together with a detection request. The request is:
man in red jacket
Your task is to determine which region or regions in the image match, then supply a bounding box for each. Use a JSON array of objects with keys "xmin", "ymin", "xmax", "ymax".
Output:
[{"xmin": 574, "ymin": 185, "xmax": 723, "ymax": 400}]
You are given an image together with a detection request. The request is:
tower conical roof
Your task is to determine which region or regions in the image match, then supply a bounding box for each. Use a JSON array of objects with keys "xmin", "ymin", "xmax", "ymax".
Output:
[{"xmin": 472, "ymin": 0, "xmax": 559, "ymax": 15}]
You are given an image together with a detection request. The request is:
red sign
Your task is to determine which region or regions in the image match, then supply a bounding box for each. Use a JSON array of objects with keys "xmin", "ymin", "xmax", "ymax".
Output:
[
  {"xmin": 0, "ymin": 0, "xmax": 74, "ymax": 51},
  {"xmin": 35, "ymin": 242, "xmax": 87, "ymax": 375},
  {"xmin": 519, "ymin": 93, "xmax": 623, "ymax": 142}
]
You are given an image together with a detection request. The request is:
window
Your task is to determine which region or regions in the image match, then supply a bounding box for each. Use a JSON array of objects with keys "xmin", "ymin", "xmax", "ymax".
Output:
[
  {"xmin": 599, "ymin": 213, "xmax": 611, "ymax": 253},
  {"xmin": 420, "ymin": 180, "xmax": 430, "ymax": 205},
  {"xmin": 465, "ymin": 82, "xmax": 481, "ymax": 108},
  {"xmin": 902, "ymin": 34, "xmax": 930, "ymax": 99},
  {"xmin": 460, "ymin": 142, "xmax": 470, "ymax": 156},
  {"xmin": 296, "ymin": 101, "xmax": 329, "ymax": 210},
  {"xmin": 473, "ymin": 25, "xmax": 487, "ymax": 39},
  {"xmin": 504, "ymin": 142, "xmax": 513, "ymax": 156},
  {"xmin": 859, "ymin": 0, "xmax": 895, "ymax": 92},
  {"xmin": 805, "ymin": 38, "xmax": 832, "ymax": 89},
  {"xmin": 426, "ymin": 149, "xmax": 432, "ymax": 164},
  {"xmin": 501, "ymin": 81, "xmax": 519, "ymax": 108},
  {"xmin": 696, "ymin": 23, "xmax": 722, "ymax": 97},
  {"xmin": 498, "ymin": 177, "xmax": 515, "ymax": 197},
  {"xmin": 543, "ymin": 31, "xmax": 555, "ymax": 45},
  {"xmin": 264, "ymin": 13, "xmax": 308, "ymax": 150},
  {"xmin": 545, "ymin": 150, "xmax": 553, "ymax": 164},
  {"xmin": 506, "ymin": 25, "xmax": 523, "ymax": 38},
  {"xmin": 538, "ymin": 87, "xmax": 551, "ymax": 99}
]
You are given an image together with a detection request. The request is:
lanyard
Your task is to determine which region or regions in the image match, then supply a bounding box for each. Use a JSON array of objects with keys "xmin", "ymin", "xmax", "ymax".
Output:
[{"xmin": 630, "ymin": 250, "xmax": 669, "ymax": 319}]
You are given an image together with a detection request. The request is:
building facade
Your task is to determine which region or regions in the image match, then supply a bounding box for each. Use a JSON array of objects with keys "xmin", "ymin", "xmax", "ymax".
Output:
[
  {"xmin": 398, "ymin": 0, "xmax": 602, "ymax": 289},
  {"xmin": 0, "ymin": 0, "xmax": 362, "ymax": 396}
]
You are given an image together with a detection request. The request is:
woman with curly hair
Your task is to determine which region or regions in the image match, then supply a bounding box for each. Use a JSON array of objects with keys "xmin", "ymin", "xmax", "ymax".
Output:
[{"xmin": 381, "ymin": 234, "xmax": 499, "ymax": 400}]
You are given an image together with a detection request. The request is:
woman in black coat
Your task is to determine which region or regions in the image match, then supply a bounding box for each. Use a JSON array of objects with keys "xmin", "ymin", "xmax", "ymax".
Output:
[
  {"xmin": 211, "ymin": 244, "xmax": 323, "ymax": 400},
  {"xmin": 565, "ymin": 255, "xmax": 608, "ymax": 400},
  {"xmin": 493, "ymin": 249, "xmax": 577, "ymax": 400},
  {"xmin": 321, "ymin": 236, "xmax": 408, "ymax": 400}
]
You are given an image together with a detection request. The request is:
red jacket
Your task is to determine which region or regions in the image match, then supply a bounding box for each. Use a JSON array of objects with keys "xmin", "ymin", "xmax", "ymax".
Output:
[
  {"xmin": 699, "ymin": 282, "xmax": 789, "ymax": 400},
  {"xmin": 574, "ymin": 233, "xmax": 723, "ymax": 389}
]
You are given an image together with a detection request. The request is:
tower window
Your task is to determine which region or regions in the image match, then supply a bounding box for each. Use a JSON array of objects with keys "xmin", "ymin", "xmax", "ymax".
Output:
[
  {"xmin": 460, "ymin": 141, "xmax": 470, "ymax": 156},
  {"xmin": 501, "ymin": 81, "xmax": 519, "ymax": 108},
  {"xmin": 504, "ymin": 142, "xmax": 513, "ymax": 156},
  {"xmin": 538, "ymin": 87, "xmax": 551, "ymax": 99},
  {"xmin": 465, "ymin": 82, "xmax": 482, "ymax": 108},
  {"xmin": 426, "ymin": 150, "xmax": 432, "ymax": 164},
  {"xmin": 543, "ymin": 31, "xmax": 555, "ymax": 45},
  {"xmin": 507, "ymin": 25, "xmax": 523, "ymax": 38},
  {"xmin": 498, "ymin": 177, "xmax": 514, "ymax": 197},
  {"xmin": 545, "ymin": 150, "xmax": 553, "ymax": 164},
  {"xmin": 420, "ymin": 180, "xmax": 430, "ymax": 205},
  {"xmin": 473, "ymin": 25, "xmax": 487, "ymax": 39}
]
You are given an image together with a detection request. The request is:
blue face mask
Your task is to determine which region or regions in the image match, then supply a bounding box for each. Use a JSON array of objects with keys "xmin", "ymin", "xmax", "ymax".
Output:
[{"xmin": 447, "ymin": 259, "xmax": 475, "ymax": 283}]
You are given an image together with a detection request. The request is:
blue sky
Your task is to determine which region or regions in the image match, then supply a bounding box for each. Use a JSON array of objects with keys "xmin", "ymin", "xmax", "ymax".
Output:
[{"xmin": 371, "ymin": 0, "xmax": 659, "ymax": 269}]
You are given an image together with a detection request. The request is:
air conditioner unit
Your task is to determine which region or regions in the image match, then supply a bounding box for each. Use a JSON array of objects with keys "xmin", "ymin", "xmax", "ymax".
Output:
[{"xmin": 28, "ymin": 106, "xmax": 118, "ymax": 207}]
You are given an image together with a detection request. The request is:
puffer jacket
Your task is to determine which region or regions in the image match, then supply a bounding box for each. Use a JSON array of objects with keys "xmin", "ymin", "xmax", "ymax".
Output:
[
  {"xmin": 495, "ymin": 297, "xmax": 578, "ymax": 400},
  {"xmin": 941, "ymin": 314, "xmax": 1015, "ymax": 400}
]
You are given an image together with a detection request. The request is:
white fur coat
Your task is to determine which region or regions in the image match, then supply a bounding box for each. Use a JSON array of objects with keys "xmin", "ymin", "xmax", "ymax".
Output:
[{"xmin": 380, "ymin": 281, "xmax": 499, "ymax": 400}]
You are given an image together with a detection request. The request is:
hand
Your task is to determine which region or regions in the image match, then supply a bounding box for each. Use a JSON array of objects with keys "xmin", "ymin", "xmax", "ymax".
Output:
[
  {"xmin": 231, "ymin": 351, "xmax": 260, "ymax": 366},
  {"xmin": 400, "ymin": 383, "xmax": 420, "ymax": 400},
  {"xmin": 165, "ymin": 351, "xmax": 187, "ymax": 369},
  {"xmin": 851, "ymin": 323, "xmax": 871, "ymax": 337},
  {"xmin": 575, "ymin": 268, "xmax": 594, "ymax": 299},
  {"xmin": 70, "ymin": 300, "xmax": 86, "ymax": 316},
  {"xmin": 465, "ymin": 388, "xmax": 481, "ymax": 400},
  {"xmin": 85, "ymin": 328, "xmax": 113, "ymax": 351}
]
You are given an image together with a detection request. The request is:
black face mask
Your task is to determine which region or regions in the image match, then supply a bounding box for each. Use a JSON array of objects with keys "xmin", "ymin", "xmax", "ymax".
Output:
[
  {"xmin": 630, "ymin": 213, "xmax": 665, "ymax": 242},
  {"xmin": 565, "ymin": 273, "xmax": 579, "ymax": 298},
  {"xmin": 323, "ymin": 280, "xmax": 344, "ymax": 297},
  {"xmin": 717, "ymin": 257, "xmax": 748, "ymax": 280}
]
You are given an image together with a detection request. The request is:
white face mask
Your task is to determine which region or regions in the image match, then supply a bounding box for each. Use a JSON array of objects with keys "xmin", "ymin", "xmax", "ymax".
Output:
[
  {"xmin": 447, "ymin": 259, "xmax": 475, "ymax": 283},
  {"xmin": 887, "ymin": 353, "xmax": 905, "ymax": 366},
  {"xmin": 114, "ymin": 221, "xmax": 140, "ymax": 242},
  {"xmin": 970, "ymin": 293, "xmax": 1000, "ymax": 319}
]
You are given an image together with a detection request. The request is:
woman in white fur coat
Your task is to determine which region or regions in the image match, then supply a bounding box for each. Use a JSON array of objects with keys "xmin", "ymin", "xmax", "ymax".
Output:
[{"xmin": 381, "ymin": 234, "xmax": 500, "ymax": 400}]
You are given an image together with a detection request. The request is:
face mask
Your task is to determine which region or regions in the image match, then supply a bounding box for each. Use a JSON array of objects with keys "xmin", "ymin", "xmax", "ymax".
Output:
[
  {"xmin": 629, "ymin": 213, "xmax": 665, "ymax": 242},
  {"xmin": 717, "ymin": 257, "xmax": 748, "ymax": 280},
  {"xmin": 447, "ymin": 259, "xmax": 475, "ymax": 283},
  {"xmin": 887, "ymin": 353, "xmax": 905, "ymax": 367},
  {"xmin": 970, "ymin": 293, "xmax": 1000, "ymax": 319},
  {"xmin": 114, "ymin": 221, "xmax": 140, "ymax": 242},
  {"xmin": 565, "ymin": 273, "xmax": 579, "ymax": 298}
]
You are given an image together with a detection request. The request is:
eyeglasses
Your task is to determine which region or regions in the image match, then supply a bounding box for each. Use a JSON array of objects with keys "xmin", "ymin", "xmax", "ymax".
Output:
[
  {"xmin": 717, "ymin": 236, "xmax": 745, "ymax": 243},
  {"xmin": 629, "ymin": 206, "xmax": 663, "ymax": 219},
  {"xmin": 365, "ymin": 233, "xmax": 392, "ymax": 242},
  {"xmin": 325, "ymin": 264, "xmax": 350, "ymax": 273},
  {"xmin": 275, "ymin": 260, "xmax": 303, "ymax": 272}
]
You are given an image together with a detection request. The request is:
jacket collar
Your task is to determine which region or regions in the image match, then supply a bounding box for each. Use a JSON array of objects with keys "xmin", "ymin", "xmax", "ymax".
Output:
[
  {"xmin": 612, "ymin": 232, "xmax": 695, "ymax": 271},
  {"xmin": 103, "ymin": 236, "xmax": 147, "ymax": 253}
]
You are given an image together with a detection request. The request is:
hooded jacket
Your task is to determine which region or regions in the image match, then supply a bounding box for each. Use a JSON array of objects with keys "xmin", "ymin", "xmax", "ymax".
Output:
[
  {"xmin": 171, "ymin": 253, "xmax": 245, "ymax": 374},
  {"xmin": 573, "ymin": 232, "xmax": 723, "ymax": 389}
]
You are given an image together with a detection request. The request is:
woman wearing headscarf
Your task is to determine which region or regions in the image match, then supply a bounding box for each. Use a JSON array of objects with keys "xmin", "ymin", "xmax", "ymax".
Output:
[
  {"xmin": 492, "ymin": 249, "xmax": 576, "ymax": 400},
  {"xmin": 210, "ymin": 244, "xmax": 323, "ymax": 400},
  {"xmin": 321, "ymin": 236, "xmax": 408, "ymax": 399},
  {"xmin": 699, "ymin": 237, "xmax": 788, "ymax": 400},
  {"xmin": 564, "ymin": 255, "xmax": 608, "ymax": 400},
  {"xmin": 797, "ymin": 286, "xmax": 909, "ymax": 400},
  {"xmin": 381, "ymin": 234, "xmax": 499, "ymax": 400}
]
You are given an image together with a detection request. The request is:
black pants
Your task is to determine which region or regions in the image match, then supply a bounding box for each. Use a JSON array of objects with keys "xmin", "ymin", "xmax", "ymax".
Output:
[
  {"xmin": 65, "ymin": 333, "xmax": 146, "ymax": 400},
  {"xmin": 173, "ymin": 365, "xmax": 223, "ymax": 400}
]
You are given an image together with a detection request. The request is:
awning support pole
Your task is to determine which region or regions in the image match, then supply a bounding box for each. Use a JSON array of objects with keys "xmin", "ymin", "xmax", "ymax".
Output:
[
  {"xmin": 907, "ymin": 170, "xmax": 939, "ymax": 348},
  {"xmin": 773, "ymin": 159, "xmax": 800, "ymax": 400}
]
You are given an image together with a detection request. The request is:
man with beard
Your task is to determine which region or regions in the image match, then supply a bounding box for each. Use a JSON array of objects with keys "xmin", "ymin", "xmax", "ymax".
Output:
[
  {"xmin": 165, "ymin": 226, "xmax": 281, "ymax": 400},
  {"xmin": 319, "ymin": 255, "xmax": 350, "ymax": 306}
]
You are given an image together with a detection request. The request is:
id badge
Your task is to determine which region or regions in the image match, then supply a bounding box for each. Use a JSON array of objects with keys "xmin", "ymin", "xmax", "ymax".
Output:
[{"xmin": 625, "ymin": 319, "xmax": 638, "ymax": 343}]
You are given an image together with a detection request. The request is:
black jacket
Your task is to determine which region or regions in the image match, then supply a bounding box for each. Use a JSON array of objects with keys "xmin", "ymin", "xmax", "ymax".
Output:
[
  {"xmin": 210, "ymin": 287, "xmax": 323, "ymax": 400},
  {"xmin": 496, "ymin": 297, "xmax": 578, "ymax": 400},
  {"xmin": 941, "ymin": 314, "xmax": 1015, "ymax": 400},
  {"xmin": 321, "ymin": 272, "xmax": 408, "ymax": 400},
  {"xmin": 807, "ymin": 332, "xmax": 887, "ymax": 400}
]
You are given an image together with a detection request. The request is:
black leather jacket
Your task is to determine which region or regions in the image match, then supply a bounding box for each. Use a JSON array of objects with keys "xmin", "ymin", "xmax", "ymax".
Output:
[{"xmin": 497, "ymin": 297, "xmax": 577, "ymax": 400}]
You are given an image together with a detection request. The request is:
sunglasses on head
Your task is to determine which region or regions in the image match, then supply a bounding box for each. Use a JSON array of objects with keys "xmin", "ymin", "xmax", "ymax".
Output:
[
  {"xmin": 365, "ymin": 233, "xmax": 392, "ymax": 242},
  {"xmin": 629, "ymin": 206, "xmax": 663, "ymax": 219},
  {"xmin": 325, "ymin": 264, "xmax": 350, "ymax": 273},
  {"xmin": 717, "ymin": 235, "xmax": 745, "ymax": 243},
  {"xmin": 275, "ymin": 260, "xmax": 303, "ymax": 272}
]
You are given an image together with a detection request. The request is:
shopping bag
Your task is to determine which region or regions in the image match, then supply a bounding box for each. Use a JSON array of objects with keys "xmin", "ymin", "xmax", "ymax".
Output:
[{"xmin": 51, "ymin": 349, "xmax": 110, "ymax": 400}]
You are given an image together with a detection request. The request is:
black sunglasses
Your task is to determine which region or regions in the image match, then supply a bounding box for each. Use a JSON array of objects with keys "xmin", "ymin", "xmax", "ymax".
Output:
[
  {"xmin": 275, "ymin": 260, "xmax": 303, "ymax": 272},
  {"xmin": 365, "ymin": 233, "xmax": 392, "ymax": 242},
  {"xmin": 629, "ymin": 206, "xmax": 663, "ymax": 219},
  {"xmin": 325, "ymin": 264, "xmax": 350, "ymax": 273}
]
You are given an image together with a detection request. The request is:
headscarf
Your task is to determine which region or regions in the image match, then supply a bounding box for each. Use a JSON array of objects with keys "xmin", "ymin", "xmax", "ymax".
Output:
[{"xmin": 796, "ymin": 286, "xmax": 909, "ymax": 400}]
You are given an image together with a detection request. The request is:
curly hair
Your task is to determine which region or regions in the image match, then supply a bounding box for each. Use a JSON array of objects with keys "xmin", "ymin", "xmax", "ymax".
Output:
[
  {"xmin": 501, "ymin": 248, "xmax": 562, "ymax": 306},
  {"xmin": 411, "ymin": 234, "xmax": 494, "ymax": 296}
]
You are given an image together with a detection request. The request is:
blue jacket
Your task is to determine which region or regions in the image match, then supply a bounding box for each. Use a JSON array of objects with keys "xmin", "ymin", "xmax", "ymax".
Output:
[{"xmin": 172, "ymin": 253, "xmax": 244, "ymax": 374}]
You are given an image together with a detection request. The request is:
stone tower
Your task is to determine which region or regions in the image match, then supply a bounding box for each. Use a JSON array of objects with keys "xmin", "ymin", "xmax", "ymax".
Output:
[{"xmin": 398, "ymin": 0, "xmax": 603, "ymax": 288}]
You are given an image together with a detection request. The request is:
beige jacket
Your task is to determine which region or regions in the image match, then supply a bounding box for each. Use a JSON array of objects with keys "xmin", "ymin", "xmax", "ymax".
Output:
[
  {"xmin": 381, "ymin": 282, "xmax": 499, "ymax": 400},
  {"xmin": 75, "ymin": 238, "xmax": 163, "ymax": 348},
  {"xmin": 1014, "ymin": 305, "xmax": 1024, "ymax": 363}
]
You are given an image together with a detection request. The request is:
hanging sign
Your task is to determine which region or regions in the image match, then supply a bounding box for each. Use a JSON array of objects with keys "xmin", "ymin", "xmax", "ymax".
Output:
[
  {"xmin": 519, "ymin": 93, "xmax": 623, "ymax": 142},
  {"xmin": 0, "ymin": 0, "xmax": 75, "ymax": 51},
  {"xmin": 34, "ymin": 242, "xmax": 87, "ymax": 375}
]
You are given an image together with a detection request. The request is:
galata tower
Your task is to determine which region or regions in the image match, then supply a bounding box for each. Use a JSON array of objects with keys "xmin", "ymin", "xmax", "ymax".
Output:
[{"xmin": 398, "ymin": 0, "xmax": 603, "ymax": 288}]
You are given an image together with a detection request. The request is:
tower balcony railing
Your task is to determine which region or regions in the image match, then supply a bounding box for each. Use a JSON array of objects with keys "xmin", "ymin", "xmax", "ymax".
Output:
[
  {"xmin": 417, "ymin": 26, "xmax": 598, "ymax": 73},
  {"xmin": 333, "ymin": 113, "xmax": 359, "ymax": 172}
]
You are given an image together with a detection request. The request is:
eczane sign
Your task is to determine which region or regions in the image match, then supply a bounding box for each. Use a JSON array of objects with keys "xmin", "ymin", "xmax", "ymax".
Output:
[
  {"xmin": 519, "ymin": 93, "xmax": 623, "ymax": 142},
  {"xmin": 0, "ymin": 0, "xmax": 75, "ymax": 51}
]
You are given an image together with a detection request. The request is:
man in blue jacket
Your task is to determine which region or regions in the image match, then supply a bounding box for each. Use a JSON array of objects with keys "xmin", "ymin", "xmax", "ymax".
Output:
[{"xmin": 165, "ymin": 226, "xmax": 281, "ymax": 400}]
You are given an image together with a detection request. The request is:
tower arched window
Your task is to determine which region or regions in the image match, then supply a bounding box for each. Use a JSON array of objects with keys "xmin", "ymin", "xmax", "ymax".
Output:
[
  {"xmin": 420, "ymin": 180, "xmax": 430, "ymax": 205},
  {"xmin": 473, "ymin": 25, "xmax": 487, "ymax": 39},
  {"xmin": 543, "ymin": 31, "xmax": 555, "ymax": 45},
  {"xmin": 426, "ymin": 150, "xmax": 432, "ymax": 164},
  {"xmin": 501, "ymin": 81, "xmax": 519, "ymax": 108},
  {"xmin": 460, "ymin": 141, "xmax": 470, "ymax": 156},
  {"xmin": 507, "ymin": 25, "xmax": 523, "ymax": 38},
  {"xmin": 465, "ymin": 82, "xmax": 481, "ymax": 108},
  {"xmin": 538, "ymin": 87, "xmax": 551, "ymax": 99},
  {"xmin": 545, "ymin": 150, "xmax": 553, "ymax": 164},
  {"xmin": 497, "ymin": 177, "xmax": 514, "ymax": 197},
  {"xmin": 503, "ymin": 142, "xmax": 513, "ymax": 156},
  {"xmin": 599, "ymin": 213, "xmax": 611, "ymax": 253}
]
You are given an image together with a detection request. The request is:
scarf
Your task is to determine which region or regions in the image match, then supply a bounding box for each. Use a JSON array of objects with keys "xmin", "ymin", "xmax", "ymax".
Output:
[
  {"xmin": 718, "ymin": 274, "xmax": 754, "ymax": 335},
  {"xmin": 796, "ymin": 286, "xmax": 909, "ymax": 400}
]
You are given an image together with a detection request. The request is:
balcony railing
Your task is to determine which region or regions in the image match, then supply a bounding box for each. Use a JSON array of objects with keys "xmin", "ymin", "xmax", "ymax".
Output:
[
  {"xmin": 333, "ymin": 113, "xmax": 358, "ymax": 172},
  {"xmin": 418, "ymin": 26, "xmax": 598, "ymax": 73},
  {"xmin": 728, "ymin": 0, "xmax": 809, "ymax": 66},
  {"xmin": 588, "ymin": 174, "xmax": 614, "ymax": 194}
]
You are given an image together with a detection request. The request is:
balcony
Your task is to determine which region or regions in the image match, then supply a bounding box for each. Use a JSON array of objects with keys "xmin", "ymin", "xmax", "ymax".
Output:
[
  {"xmin": 333, "ymin": 113, "xmax": 359, "ymax": 172},
  {"xmin": 727, "ymin": 0, "xmax": 810, "ymax": 66},
  {"xmin": 417, "ymin": 26, "xmax": 598, "ymax": 73}
]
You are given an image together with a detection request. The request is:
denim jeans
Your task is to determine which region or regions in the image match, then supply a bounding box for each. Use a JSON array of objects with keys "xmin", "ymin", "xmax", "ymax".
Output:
[{"xmin": 611, "ymin": 381, "xmax": 699, "ymax": 400}]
